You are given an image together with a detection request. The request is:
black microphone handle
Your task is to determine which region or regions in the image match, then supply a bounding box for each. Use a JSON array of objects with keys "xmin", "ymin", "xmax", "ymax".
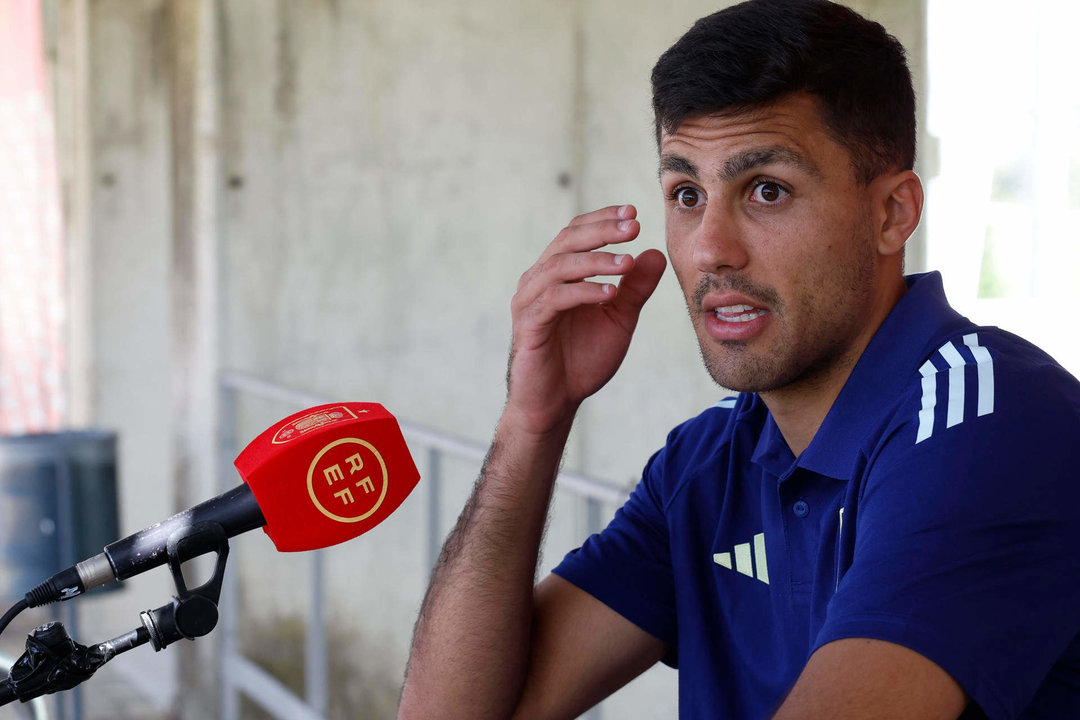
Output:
[
  {"xmin": 105, "ymin": 483, "xmax": 266, "ymax": 582},
  {"xmin": 24, "ymin": 484, "xmax": 266, "ymax": 607},
  {"xmin": 0, "ymin": 679, "xmax": 14, "ymax": 706}
]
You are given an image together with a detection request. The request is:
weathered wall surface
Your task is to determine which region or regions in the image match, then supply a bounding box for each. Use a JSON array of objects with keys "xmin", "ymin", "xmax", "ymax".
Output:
[
  {"xmin": 75, "ymin": 0, "xmax": 179, "ymax": 713},
  {"xmin": 64, "ymin": 0, "xmax": 928, "ymax": 716}
]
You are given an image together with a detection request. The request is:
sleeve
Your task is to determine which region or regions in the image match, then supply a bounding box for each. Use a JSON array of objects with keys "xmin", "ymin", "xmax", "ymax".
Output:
[
  {"xmin": 814, "ymin": 360, "xmax": 1080, "ymax": 720},
  {"xmin": 553, "ymin": 444, "xmax": 679, "ymax": 657}
]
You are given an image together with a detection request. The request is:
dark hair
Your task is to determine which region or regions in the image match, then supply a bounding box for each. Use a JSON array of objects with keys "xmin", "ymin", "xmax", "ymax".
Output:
[{"xmin": 651, "ymin": 0, "xmax": 915, "ymax": 185}]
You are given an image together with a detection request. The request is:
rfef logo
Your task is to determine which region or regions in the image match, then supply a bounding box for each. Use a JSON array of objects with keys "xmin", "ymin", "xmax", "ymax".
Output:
[{"xmin": 307, "ymin": 437, "xmax": 388, "ymax": 523}]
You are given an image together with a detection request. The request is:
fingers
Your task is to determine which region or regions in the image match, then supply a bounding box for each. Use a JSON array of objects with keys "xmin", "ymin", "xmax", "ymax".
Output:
[
  {"xmin": 607, "ymin": 249, "xmax": 667, "ymax": 321},
  {"xmin": 513, "ymin": 250, "xmax": 665, "ymax": 336},
  {"xmin": 519, "ymin": 206, "xmax": 640, "ymax": 299},
  {"xmin": 514, "ymin": 205, "xmax": 660, "ymax": 331},
  {"xmin": 539, "ymin": 205, "xmax": 639, "ymax": 263},
  {"xmin": 516, "ymin": 249, "xmax": 631, "ymax": 294},
  {"xmin": 512, "ymin": 253, "xmax": 624, "ymax": 323},
  {"xmin": 566, "ymin": 203, "xmax": 635, "ymax": 228},
  {"xmin": 512, "ymin": 278, "xmax": 618, "ymax": 328}
]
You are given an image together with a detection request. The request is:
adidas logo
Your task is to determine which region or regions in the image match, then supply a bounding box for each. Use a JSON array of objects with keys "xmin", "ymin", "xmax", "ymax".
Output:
[{"xmin": 713, "ymin": 532, "xmax": 769, "ymax": 585}]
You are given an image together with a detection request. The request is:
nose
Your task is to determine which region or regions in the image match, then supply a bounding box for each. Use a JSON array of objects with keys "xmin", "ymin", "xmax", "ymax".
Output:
[{"xmin": 692, "ymin": 204, "xmax": 749, "ymax": 273}]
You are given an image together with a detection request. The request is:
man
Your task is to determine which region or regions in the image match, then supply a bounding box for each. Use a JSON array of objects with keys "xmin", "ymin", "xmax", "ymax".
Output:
[{"xmin": 399, "ymin": 1, "xmax": 1080, "ymax": 718}]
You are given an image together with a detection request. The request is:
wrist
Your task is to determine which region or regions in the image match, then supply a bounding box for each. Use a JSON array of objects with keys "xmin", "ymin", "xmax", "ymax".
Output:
[
  {"xmin": 480, "ymin": 404, "xmax": 578, "ymax": 500},
  {"xmin": 498, "ymin": 400, "xmax": 579, "ymax": 447}
]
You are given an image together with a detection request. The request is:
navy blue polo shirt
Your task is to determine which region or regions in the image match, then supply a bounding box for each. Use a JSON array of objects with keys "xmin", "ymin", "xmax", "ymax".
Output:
[{"xmin": 554, "ymin": 272, "xmax": 1080, "ymax": 720}]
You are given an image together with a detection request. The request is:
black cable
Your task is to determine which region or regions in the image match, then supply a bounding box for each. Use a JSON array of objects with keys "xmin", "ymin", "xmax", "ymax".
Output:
[{"xmin": 0, "ymin": 598, "xmax": 28, "ymax": 639}]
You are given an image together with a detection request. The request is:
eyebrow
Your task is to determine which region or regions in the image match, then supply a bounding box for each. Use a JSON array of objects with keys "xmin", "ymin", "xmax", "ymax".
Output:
[
  {"xmin": 659, "ymin": 154, "xmax": 700, "ymax": 180},
  {"xmin": 659, "ymin": 145, "xmax": 823, "ymax": 183}
]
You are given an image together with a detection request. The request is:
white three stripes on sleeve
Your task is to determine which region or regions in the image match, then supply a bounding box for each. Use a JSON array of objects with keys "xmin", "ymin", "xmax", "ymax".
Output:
[
  {"xmin": 916, "ymin": 333, "xmax": 995, "ymax": 444},
  {"xmin": 964, "ymin": 333, "xmax": 995, "ymax": 417},
  {"xmin": 938, "ymin": 341, "xmax": 967, "ymax": 428},
  {"xmin": 917, "ymin": 360, "xmax": 938, "ymax": 444}
]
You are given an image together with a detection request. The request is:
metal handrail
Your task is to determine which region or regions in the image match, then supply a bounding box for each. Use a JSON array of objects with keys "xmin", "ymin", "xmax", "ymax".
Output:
[
  {"xmin": 218, "ymin": 370, "xmax": 632, "ymax": 505},
  {"xmin": 216, "ymin": 370, "xmax": 627, "ymax": 720}
]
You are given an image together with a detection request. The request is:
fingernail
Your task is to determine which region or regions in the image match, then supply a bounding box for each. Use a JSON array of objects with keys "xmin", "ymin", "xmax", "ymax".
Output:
[
  {"xmin": 617, "ymin": 219, "xmax": 633, "ymax": 231},
  {"xmin": 614, "ymin": 254, "xmax": 630, "ymax": 266},
  {"xmin": 602, "ymin": 284, "xmax": 615, "ymax": 295},
  {"xmin": 618, "ymin": 204, "xmax": 633, "ymax": 218}
]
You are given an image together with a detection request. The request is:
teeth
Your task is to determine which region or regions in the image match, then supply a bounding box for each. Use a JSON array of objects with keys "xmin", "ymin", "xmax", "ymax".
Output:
[{"xmin": 715, "ymin": 307, "xmax": 767, "ymax": 323}]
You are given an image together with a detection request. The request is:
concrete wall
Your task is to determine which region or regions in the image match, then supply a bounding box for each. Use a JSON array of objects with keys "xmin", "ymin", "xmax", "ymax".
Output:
[
  {"xmin": 56, "ymin": 0, "xmax": 179, "ymax": 715},
  {"xmin": 55, "ymin": 0, "xmax": 928, "ymax": 717}
]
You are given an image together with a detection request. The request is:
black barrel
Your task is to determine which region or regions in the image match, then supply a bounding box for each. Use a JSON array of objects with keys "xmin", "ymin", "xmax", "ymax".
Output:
[{"xmin": 0, "ymin": 431, "xmax": 120, "ymax": 600}]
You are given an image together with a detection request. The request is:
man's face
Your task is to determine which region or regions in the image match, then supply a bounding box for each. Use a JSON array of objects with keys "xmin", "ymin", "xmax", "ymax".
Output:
[{"xmin": 660, "ymin": 93, "xmax": 883, "ymax": 395}]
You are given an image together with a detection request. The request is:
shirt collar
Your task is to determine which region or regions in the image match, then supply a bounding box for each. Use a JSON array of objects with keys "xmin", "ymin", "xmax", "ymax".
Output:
[
  {"xmin": 749, "ymin": 405, "xmax": 797, "ymax": 479},
  {"xmin": 752, "ymin": 272, "xmax": 971, "ymax": 480}
]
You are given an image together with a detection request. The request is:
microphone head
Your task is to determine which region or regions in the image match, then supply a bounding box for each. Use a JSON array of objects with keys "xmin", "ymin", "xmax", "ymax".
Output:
[{"xmin": 234, "ymin": 403, "xmax": 420, "ymax": 552}]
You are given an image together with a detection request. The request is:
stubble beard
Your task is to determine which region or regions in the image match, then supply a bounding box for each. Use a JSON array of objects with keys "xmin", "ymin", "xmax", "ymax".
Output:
[{"xmin": 692, "ymin": 219, "xmax": 878, "ymax": 396}]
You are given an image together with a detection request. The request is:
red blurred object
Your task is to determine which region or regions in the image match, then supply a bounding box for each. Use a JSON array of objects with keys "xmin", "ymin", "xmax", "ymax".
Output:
[{"xmin": 0, "ymin": 0, "xmax": 66, "ymax": 434}]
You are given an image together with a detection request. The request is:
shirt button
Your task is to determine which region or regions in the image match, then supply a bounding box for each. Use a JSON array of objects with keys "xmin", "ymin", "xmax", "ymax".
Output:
[{"xmin": 793, "ymin": 500, "xmax": 810, "ymax": 518}]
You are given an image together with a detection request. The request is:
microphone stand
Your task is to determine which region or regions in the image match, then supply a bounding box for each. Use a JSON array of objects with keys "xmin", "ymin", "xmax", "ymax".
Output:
[{"xmin": 0, "ymin": 522, "xmax": 231, "ymax": 707}]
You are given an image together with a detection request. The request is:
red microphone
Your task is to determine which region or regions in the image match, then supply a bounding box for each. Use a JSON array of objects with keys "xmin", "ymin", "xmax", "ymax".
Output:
[
  {"xmin": 21, "ymin": 403, "xmax": 420, "ymax": 607},
  {"xmin": 234, "ymin": 402, "xmax": 419, "ymax": 551}
]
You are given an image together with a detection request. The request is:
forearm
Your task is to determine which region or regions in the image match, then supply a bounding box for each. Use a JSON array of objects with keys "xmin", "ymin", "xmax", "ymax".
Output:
[
  {"xmin": 399, "ymin": 413, "xmax": 574, "ymax": 720},
  {"xmin": 400, "ymin": 204, "xmax": 664, "ymax": 718}
]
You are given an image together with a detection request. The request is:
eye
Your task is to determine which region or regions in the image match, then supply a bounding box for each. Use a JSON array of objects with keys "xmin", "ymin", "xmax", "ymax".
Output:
[
  {"xmin": 673, "ymin": 186, "xmax": 703, "ymax": 209},
  {"xmin": 750, "ymin": 181, "xmax": 788, "ymax": 204}
]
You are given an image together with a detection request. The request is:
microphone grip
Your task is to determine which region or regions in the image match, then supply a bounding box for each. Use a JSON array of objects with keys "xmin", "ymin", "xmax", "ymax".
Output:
[
  {"xmin": 105, "ymin": 484, "xmax": 266, "ymax": 582},
  {"xmin": 0, "ymin": 678, "xmax": 15, "ymax": 707},
  {"xmin": 24, "ymin": 484, "xmax": 266, "ymax": 608}
]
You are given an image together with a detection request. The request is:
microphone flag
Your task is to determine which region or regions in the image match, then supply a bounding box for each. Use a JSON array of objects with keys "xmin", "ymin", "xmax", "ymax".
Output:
[{"xmin": 234, "ymin": 402, "xmax": 420, "ymax": 551}]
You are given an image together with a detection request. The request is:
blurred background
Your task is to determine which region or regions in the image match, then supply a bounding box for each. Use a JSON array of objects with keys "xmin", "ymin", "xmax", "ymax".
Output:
[{"xmin": 0, "ymin": 0, "xmax": 1076, "ymax": 718}]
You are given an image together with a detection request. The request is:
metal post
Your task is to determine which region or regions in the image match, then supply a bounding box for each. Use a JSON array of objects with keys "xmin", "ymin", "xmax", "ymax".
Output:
[
  {"xmin": 219, "ymin": 386, "xmax": 239, "ymax": 720},
  {"xmin": 426, "ymin": 448, "xmax": 442, "ymax": 573},
  {"xmin": 305, "ymin": 550, "xmax": 328, "ymax": 717},
  {"xmin": 585, "ymin": 497, "xmax": 602, "ymax": 536},
  {"xmin": 54, "ymin": 455, "xmax": 77, "ymax": 720}
]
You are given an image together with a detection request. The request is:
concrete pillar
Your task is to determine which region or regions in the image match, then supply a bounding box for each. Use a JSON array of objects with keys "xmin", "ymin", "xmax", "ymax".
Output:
[
  {"xmin": 53, "ymin": 0, "xmax": 94, "ymax": 427},
  {"xmin": 166, "ymin": 0, "xmax": 222, "ymax": 716}
]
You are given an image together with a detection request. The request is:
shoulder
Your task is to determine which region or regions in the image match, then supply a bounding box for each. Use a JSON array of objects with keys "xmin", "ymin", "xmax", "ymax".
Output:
[
  {"xmin": 897, "ymin": 326, "xmax": 1080, "ymax": 449},
  {"xmin": 666, "ymin": 394, "xmax": 742, "ymax": 449},
  {"xmin": 869, "ymin": 325, "xmax": 1080, "ymax": 507},
  {"xmin": 831, "ymin": 333, "xmax": 1080, "ymax": 719},
  {"xmin": 641, "ymin": 394, "xmax": 756, "ymax": 504},
  {"xmin": 655, "ymin": 394, "xmax": 745, "ymax": 464}
]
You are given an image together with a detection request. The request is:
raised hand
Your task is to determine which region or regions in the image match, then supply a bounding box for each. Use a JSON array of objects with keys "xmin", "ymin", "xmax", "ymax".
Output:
[{"xmin": 506, "ymin": 204, "xmax": 667, "ymax": 435}]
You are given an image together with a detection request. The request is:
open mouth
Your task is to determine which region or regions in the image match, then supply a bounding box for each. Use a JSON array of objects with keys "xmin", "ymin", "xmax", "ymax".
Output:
[{"xmin": 714, "ymin": 304, "xmax": 769, "ymax": 323}]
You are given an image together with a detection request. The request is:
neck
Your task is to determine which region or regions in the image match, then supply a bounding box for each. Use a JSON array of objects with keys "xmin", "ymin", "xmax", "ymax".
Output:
[{"xmin": 762, "ymin": 272, "xmax": 907, "ymax": 457}]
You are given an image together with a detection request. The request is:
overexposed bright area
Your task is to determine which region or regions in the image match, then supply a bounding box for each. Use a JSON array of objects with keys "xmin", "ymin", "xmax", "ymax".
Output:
[{"xmin": 926, "ymin": 0, "xmax": 1080, "ymax": 375}]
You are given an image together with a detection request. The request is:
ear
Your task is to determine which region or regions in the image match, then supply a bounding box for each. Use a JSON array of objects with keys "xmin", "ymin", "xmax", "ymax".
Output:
[{"xmin": 872, "ymin": 170, "xmax": 923, "ymax": 257}]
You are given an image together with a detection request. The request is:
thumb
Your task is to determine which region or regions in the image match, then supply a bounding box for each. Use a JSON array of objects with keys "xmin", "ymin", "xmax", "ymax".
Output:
[{"xmin": 609, "ymin": 248, "xmax": 667, "ymax": 322}]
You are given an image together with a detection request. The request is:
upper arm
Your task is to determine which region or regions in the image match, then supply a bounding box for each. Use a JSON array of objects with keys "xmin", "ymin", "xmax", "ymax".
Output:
[
  {"xmin": 772, "ymin": 638, "xmax": 968, "ymax": 720},
  {"xmin": 512, "ymin": 574, "xmax": 667, "ymax": 720},
  {"xmin": 816, "ymin": 348, "xmax": 1080, "ymax": 717}
]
